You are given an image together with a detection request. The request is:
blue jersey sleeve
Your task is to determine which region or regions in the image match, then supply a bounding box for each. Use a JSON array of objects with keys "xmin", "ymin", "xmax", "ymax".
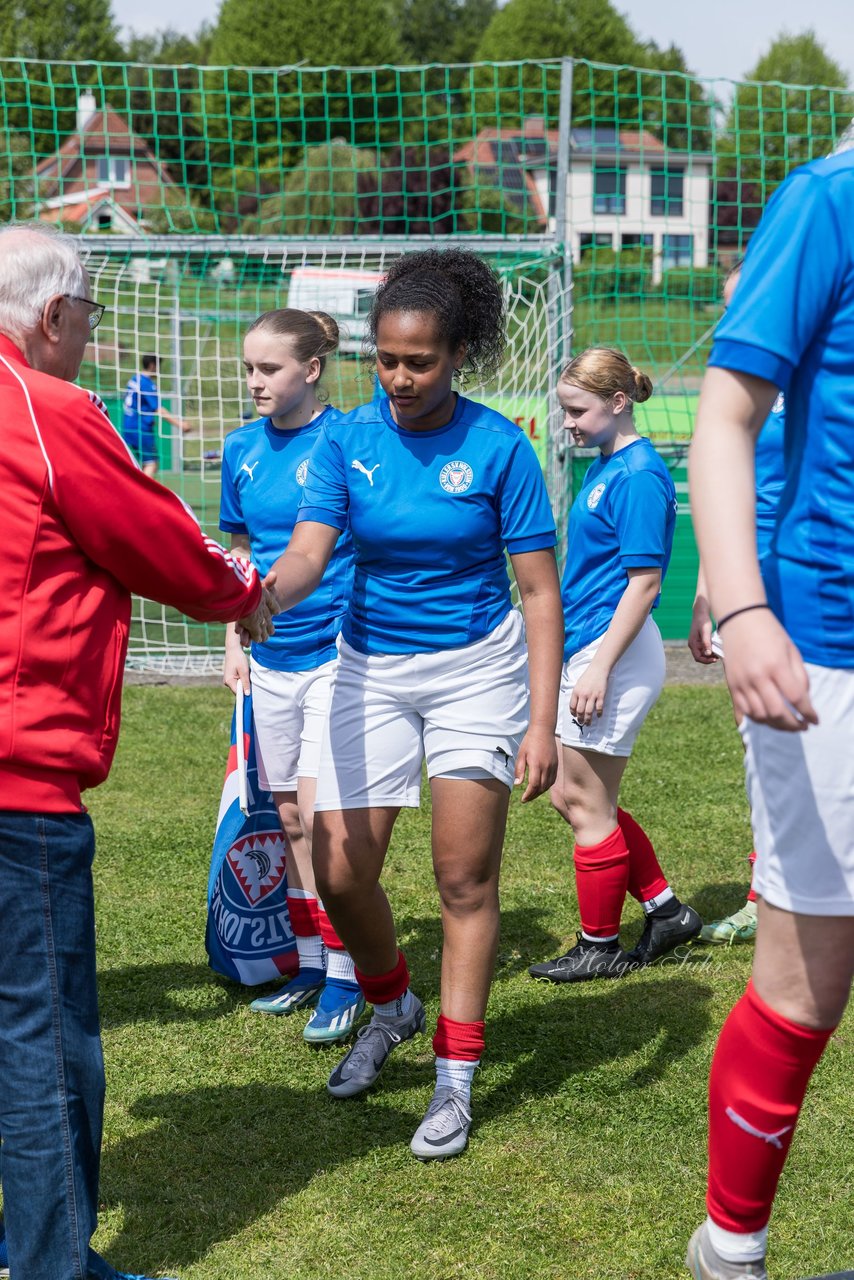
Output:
[
  {"xmin": 709, "ymin": 170, "xmax": 847, "ymax": 389},
  {"xmin": 497, "ymin": 433, "xmax": 556, "ymax": 554},
  {"xmin": 610, "ymin": 470, "xmax": 670, "ymax": 568},
  {"xmin": 219, "ymin": 438, "xmax": 248, "ymax": 534},
  {"xmin": 297, "ymin": 425, "xmax": 349, "ymax": 532}
]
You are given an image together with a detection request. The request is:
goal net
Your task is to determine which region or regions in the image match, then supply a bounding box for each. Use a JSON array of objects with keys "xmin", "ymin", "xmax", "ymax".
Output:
[{"xmin": 81, "ymin": 237, "xmax": 571, "ymax": 674}]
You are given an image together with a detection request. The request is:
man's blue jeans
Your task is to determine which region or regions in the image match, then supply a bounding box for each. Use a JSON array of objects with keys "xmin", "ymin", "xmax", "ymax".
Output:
[{"xmin": 0, "ymin": 810, "xmax": 115, "ymax": 1280}]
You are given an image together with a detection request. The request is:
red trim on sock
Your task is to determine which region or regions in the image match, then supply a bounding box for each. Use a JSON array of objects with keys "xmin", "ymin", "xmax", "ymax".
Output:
[
  {"xmin": 619, "ymin": 808, "xmax": 669, "ymax": 903},
  {"xmin": 747, "ymin": 851, "xmax": 758, "ymax": 903},
  {"xmin": 318, "ymin": 907, "xmax": 345, "ymax": 951},
  {"xmin": 707, "ymin": 979, "xmax": 834, "ymax": 1234},
  {"xmin": 355, "ymin": 949, "xmax": 410, "ymax": 1005},
  {"xmin": 286, "ymin": 892, "xmax": 320, "ymax": 939},
  {"xmin": 573, "ymin": 825, "xmax": 630, "ymax": 938},
  {"xmin": 432, "ymin": 1014, "xmax": 485, "ymax": 1061}
]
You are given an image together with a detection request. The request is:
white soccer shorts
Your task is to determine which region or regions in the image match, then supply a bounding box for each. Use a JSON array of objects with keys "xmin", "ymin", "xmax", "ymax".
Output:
[
  {"xmin": 249, "ymin": 656, "xmax": 337, "ymax": 792},
  {"xmin": 743, "ymin": 663, "xmax": 854, "ymax": 915},
  {"xmin": 558, "ymin": 613, "xmax": 665, "ymax": 757},
  {"xmin": 314, "ymin": 608, "xmax": 530, "ymax": 811}
]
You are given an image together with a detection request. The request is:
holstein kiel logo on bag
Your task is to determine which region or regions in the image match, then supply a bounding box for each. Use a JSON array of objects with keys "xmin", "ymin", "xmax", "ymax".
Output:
[{"xmin": 206, "ymin": 691, "xmax": 298, "ymax": 985}]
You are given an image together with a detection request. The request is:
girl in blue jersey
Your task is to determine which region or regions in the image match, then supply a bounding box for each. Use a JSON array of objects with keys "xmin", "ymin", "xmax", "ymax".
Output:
[
  {"xmin": 529, "ymin": 347, "xmax": 701, "ymax": 985},
  {"xmin": 264, "ymin": 249, "xmax": 563, "ymax": 1160},
  {"xmin": 690, "ymin": 263, "xmax": 787, "ymax": 946},
  {"xmin": 219, "ymin": 308, "xmax": 362, "ymax": 1045}
]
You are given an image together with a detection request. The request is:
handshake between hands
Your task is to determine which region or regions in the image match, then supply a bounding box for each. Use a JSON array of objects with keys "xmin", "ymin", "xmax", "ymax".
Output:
[{"xmin": 235, "ymin": 570, "xmax": 280, "ymax": 646}]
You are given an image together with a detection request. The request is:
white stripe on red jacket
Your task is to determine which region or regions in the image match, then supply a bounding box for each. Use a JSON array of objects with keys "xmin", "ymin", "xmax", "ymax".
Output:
[{"xmin": 0, "ymin": 334, "xmax": 262, "ymax": 812}]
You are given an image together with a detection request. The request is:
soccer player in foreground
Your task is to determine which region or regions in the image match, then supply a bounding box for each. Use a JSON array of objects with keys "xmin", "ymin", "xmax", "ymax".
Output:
[
  {"xmin": 529, "ymin": 348, "xmax": 701, "ymax": 984},
  {"xmin": 220, "ymin": 308, "xmax": 362, "ymax": 1043},
  {"xmin": 685, "ymin": 148, "xmax": 854, "ymax": 1280},
  {"xmin": 266, "ymin": 248, "xmax": 563, "ymax": 1159},
  {"xmin": 0, "ymin": 222, "xmax": 274, "ymax": 1280},
  {"xmin": 689, "ymin": 265, "xmax": 786, "ymax": 947}
]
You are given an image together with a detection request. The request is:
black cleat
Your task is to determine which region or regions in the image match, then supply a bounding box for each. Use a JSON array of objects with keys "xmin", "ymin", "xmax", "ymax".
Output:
[
  {"xmin": 528, "ymin": 933, "xmax": 636, "ymax": 983},
  {"xmin": 628, "ymin": 902, "xmax": 702, "ymax": 966}
]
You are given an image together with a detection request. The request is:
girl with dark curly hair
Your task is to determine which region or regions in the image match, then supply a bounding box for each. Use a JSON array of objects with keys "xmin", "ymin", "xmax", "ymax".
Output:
[{"xmin": 265, "ymin": 248, "xmax": 563, "ymax": 1159}]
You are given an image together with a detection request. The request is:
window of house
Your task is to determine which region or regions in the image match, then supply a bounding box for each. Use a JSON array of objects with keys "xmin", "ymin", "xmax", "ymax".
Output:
[
  {"xmin": 95, "ymin": 156, "xmax": 129, "ymax": 185},
  {"xmin": 592, "ymin": 165, "xmax": 626, "ymax": 215},
  {"xmin": 661, "ymin": 234, "xmax": 694, "ymax": 268},
  {"xmin": 620, "ymin": 233, "xmax": 653, "ymax": 253},
  {"xmin": 579, "ymin": 232, "xmax": 614, "ymax": 257},
  {"xmin": 650, "ymin": 167, "xmax": 684, "ymax": 217}
]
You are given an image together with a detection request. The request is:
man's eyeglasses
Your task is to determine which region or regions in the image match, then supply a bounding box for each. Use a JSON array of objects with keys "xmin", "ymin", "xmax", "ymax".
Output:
[{"xmin": 64, "ymin": 294, "xmax": 106, "ymax": 330}]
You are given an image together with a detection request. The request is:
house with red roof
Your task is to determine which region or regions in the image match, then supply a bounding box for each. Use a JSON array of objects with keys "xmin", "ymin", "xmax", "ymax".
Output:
[{"xmin": 34, "ymin": 92, "xmax": 176, "ymax": 234}]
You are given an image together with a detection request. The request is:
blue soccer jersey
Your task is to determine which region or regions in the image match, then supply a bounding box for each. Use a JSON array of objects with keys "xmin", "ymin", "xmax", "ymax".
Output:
[
  {"xmin": 754, "ymin": 393, "xmax": 786, "ymax": 561},
  {"xmin": 122, "ymin": 372, "xmax": 160, "ymax": 431},
  {"xmin": 709, "ymin": 149, "xmax": 854, "ymax": 667},
  {"xmin": 219, "ymin": 407, "xmax": 354, "ymax": 671},
  {"xmin": 561, "ymin": 438, "xmax": 677, "ymax": 658},
  {"xmin": 296, "ymin": 395, "xmax": 556, "ymax": 655}
]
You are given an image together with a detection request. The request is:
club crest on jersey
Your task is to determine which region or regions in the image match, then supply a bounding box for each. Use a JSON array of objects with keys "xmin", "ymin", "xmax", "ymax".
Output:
[
  {"xmin": 296, "ymin": 459, "xmax": 309, "ymax": 486},
  {"xmin": 586, "ymin": 482, "xmax": 606, "ymax": 510},
  {"xmin": 440, "ymin": 460, "xmax": 473, "ymax": 494},
  {"xmin": 226, "ymin": 831, "xmax": 286, "ymax": 906}
]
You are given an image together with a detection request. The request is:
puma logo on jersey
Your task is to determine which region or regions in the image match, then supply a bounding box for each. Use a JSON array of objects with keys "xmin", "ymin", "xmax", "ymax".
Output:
[
  {"xmin": 351, "ymin": 460, "xmax": 380, "ymax": 485},
  {"xmin": 241, "ymin": 461, "xmax": 259, "ymax": 481}
]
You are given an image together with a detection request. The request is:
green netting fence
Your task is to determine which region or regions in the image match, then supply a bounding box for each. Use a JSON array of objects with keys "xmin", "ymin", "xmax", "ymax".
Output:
[{"xmin": 1, "ymin": 53, "xmax": 851, "ymax": 668}]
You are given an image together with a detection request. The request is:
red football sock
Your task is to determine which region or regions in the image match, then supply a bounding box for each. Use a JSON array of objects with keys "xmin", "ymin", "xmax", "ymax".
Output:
[
  {"xmin": 747, "ymin": 851, "xmax": 758, "ymax": 904},
  {"xmin": 433, "ymin": 1014, "xmax": 485, "ymax": 1062},
  {"xmin": 707, "ymin": 979, "xmax": 834, "ymax": 1233},
  {"xmin": 573, "ymin": 826, "xmax": 630, "ymax": 938},
  {"xmin": 355, "ymin": 949, "xmax": 410, "ymax": 1005},
  {"xmin": 317, "ymin": 904, "xmax": 345, "ymax": 951},
  {"xmin": 619, "ymin": 808, "xmax": 669, "ymax": 903},
  {"xmin": 286, "ymin": 890, "xmax": 321, "ymax": 938}
]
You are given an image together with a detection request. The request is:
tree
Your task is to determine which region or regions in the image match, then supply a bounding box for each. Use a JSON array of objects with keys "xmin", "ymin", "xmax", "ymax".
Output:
[
  {"xmin": 469, "ymin": 0, "xmax": 710, "ymax": 147},
  {"xmin": 719, "ymin": 31, "xmax": 853, "ymax": 187},
  {"xmin": 210, "ymin": 0, "xmax": 402, "ymax": 67},
  {"xmin": 122, "ymin": 26, "xmax": 214, "ymax": 66},
  {"xmin": 355, "ymin": 145, "xmax": 469, "ymax": 233},
  {"xmin": 0, "ymin": 131, "xmax": 34, "ymax": 222},
  {"xmin": 475, "ymin": 0, "xmax": 641, "ymax": 68},
  {"xmin": 395, "ymin": 0, "xmax": 496, "ymax": 65},
  {"xmin": 241, "ymin": 142, "xmax": 378, "ymax": 235},
  {"xmin": 0, "ymin": 0, "xmax": 122, "ymax": 60}
]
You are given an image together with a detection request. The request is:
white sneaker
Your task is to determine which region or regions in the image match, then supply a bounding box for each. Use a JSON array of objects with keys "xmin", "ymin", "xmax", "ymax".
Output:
[
  {"xmin": 410, "ymin": 1086, "xmax": 472, "ymax": 1161},
  {"xmin": 685, "ymin": 1223, "xmax": 768, "ymax": 1279}
]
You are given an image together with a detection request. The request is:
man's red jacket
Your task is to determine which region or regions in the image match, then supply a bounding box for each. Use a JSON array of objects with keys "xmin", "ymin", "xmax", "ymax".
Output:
[{"xmin": 0, "ymin": 334, "xmax": 262, "ymax": 812}]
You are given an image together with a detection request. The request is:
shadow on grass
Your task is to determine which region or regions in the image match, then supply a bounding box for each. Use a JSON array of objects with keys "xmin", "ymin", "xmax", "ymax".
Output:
[
  {"xmin": 395, "ymin": 904, "xmax": 564, "ymax": 1002},
  {"xmin": 100, "ymin": 974, "xmax": 711, "ymax": 1271},
  {"xmin": 98, "ymin": 962, "xmax": 244, "ymax": 1029},
  {"xmin": 485, "ymin": 974, "xmax": 714, "ymax": 1102},
  {"xmin": 688, "ymin": 879, "xmax": 752, "ymax": 924}
]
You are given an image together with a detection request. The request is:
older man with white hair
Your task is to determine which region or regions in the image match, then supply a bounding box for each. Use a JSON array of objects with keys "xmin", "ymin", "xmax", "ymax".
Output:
[{"xmin": 0, "ymin": 223, "xmax": 275, "ymax": 1280}]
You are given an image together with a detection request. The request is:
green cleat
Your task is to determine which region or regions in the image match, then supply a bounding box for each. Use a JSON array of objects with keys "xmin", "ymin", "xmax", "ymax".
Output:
[{"xmin": 699, "ymin": 901, "xmax": 758, "ymax": 946}]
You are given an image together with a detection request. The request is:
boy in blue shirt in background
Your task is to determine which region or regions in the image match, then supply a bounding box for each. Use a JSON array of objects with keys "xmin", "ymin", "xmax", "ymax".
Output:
[{"xmin": 122, "ymin": 353, "xmax": 191, "ymax": 477}]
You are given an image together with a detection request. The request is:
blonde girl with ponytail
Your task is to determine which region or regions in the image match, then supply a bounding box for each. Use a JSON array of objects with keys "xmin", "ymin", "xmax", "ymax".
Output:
[{"xmin": 529, "ymin": 346, "xmax": 702, "ymax": 985}]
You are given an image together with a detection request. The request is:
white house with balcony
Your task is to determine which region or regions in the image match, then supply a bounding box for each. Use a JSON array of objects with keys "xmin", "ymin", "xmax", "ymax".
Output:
[{"xmin": 457, "ymin": 121, "xmax": 713, "ymax": 284}]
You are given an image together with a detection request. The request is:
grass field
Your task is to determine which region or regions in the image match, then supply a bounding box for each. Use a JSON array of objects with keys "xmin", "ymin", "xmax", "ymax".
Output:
[{"xmin": 83, "ymin": 684, "xmax": 853, "ymax": 1280}]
